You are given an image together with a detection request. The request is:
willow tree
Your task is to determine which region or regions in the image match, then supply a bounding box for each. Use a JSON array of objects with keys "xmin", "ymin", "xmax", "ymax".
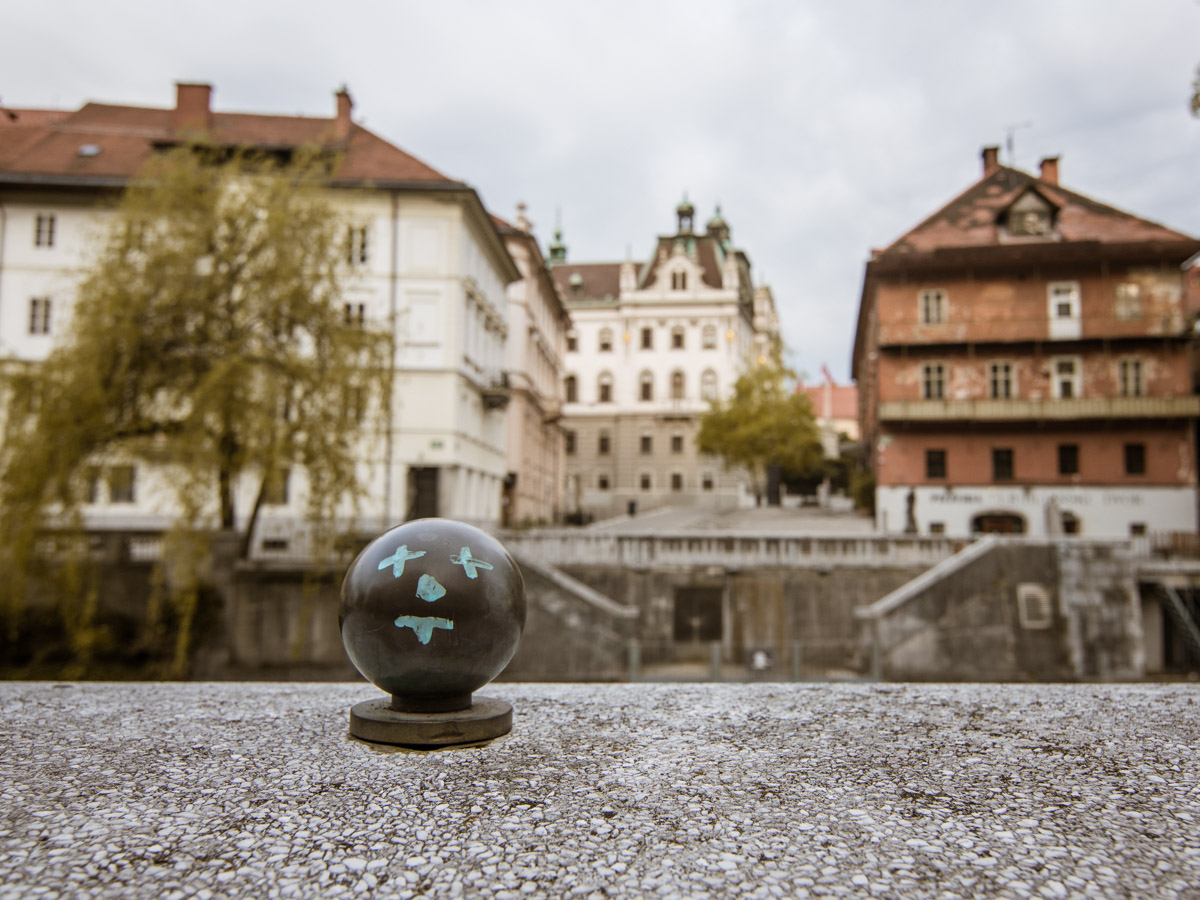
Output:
[
  {"xmin": 696, "ymin": 350, "xmax": 822, "ymax": 506},
  {"xmin": 0, "ymin": 146, "xmax": 391, "ymax": 667}
]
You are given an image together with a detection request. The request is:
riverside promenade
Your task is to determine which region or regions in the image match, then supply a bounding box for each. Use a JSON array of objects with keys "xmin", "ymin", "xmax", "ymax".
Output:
[{"xmin": 3, "ymin": 681, "xmax": 1199, "ymax": 898}]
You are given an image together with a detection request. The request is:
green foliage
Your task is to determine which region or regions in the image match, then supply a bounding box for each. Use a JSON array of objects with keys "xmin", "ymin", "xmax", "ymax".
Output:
[
  {"xmin": 0, "ymin": 145, "xmax": 392, "ymax": 664},
  {"xmin": 696, "ymin": 351, "xmax": 822, "ymax": 503},
  {"xmin": 850, "ymin": 469, "xmax": 876, "ymax": 515}
]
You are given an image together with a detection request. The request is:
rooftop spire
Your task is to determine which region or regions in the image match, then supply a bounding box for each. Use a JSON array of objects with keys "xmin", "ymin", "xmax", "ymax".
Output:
[{"xmin": 547, "ymin": 207, "xmax": 567, "ymax": 262}]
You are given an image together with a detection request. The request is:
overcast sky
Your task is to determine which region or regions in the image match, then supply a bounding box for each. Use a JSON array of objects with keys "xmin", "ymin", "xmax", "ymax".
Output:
[{"xmin": 5, "ymin": 0, "xmax": 1199, "ymax": 381}]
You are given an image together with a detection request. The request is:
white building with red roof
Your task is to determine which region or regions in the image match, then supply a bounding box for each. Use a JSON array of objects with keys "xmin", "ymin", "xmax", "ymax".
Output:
[{"xmin": 0, "ymin": 83, "xmax": 521, "ymax": 547}]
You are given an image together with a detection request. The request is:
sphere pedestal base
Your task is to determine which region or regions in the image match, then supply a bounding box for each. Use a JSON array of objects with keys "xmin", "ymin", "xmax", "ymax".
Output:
[{"xmin": 349, "ymin": 696, "xmax": 512, "ymax": 748}]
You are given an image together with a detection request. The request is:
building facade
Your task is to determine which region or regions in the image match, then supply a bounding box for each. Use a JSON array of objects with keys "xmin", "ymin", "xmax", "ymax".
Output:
[
  {"xmin": 852, "ymin": 147, "xmax": 1200, "ymax": 539},
  {"xmin": 551, "ymin": 200, "xmax": 774, "ymax": 519},
  {"xmin": 494, "ymin": 206, "xmax": 569, "ymax": 527},
  {"xmin": 0, "ymin": 82, "xmax": 519, "ymax": 547}
]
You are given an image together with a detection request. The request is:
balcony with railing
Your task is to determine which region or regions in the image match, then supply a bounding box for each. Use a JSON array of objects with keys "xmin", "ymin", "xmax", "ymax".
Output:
[{"xmin": 879, "ymin": 394, "xmax": 1200, "ymax": 423}]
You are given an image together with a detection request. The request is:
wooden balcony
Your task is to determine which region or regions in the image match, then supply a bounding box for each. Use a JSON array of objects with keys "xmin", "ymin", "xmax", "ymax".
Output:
[{"xmin": 878, "ymin": 395, "xmax": 1200, "ymax": 422}]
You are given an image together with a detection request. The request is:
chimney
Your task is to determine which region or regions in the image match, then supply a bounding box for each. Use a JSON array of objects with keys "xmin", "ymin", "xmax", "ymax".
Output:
[
  {"xmin": 173, "ymin": 82, "xmax": 212, "ymax": 133},
  {"xmin": 1039, "ymin": 156, "xmax": 1060, "ymax": 186},
  {"xmin": 981, "ymin": 146, "xmax": 1000, "ymax": 177},
  {"xmin": 334, "ymin": 86, "xmax": 354, "ymax": 142}
]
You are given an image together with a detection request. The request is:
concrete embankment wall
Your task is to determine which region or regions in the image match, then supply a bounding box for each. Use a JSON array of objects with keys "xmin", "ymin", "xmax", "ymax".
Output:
[{"xmin": 857, "ymin": 538, "xmax": 1143, "ymax": 681}]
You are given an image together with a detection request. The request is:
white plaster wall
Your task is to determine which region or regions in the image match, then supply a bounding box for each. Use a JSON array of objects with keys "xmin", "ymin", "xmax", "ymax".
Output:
[{"xmin": 877, "ymin": 484, "xmax": 1199, "ymax": 538}]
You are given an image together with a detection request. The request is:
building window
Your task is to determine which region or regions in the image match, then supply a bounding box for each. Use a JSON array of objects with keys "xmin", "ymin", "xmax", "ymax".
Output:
[
  {"xmin": 1062, "ymin": 513, "xmax": 1080, "ymax": 535},
  {"xmin": 343, "ymin": 302, "xmax": 365, "ymax": 326},
  {"xmin": 701, "ymin": 472, "xmax": 714, "ymax": 491},
  {"xmin": 988, "ymin": 361, "xmax": 1013, "ymax": 399},
  {"xmin": 565, "ymin": 430, "xmax": 576, "ymax": 455},
  {"xmin": 925, "ymin": 449, "xmax": 946, "ymax": 480},
  {"xmin": 346, "ymin": 226, "xmax": 368, "ymax": 265},
  {"xmin": 566, "ymin": 331, "xmax": 578, "ymax": 352},
  {"xmin": 597, "ymin": 474, "xmax": 610, "ymax": 491},
  {"xmin": 28, "ymin": 297, "xmax": 52, "ymax": 335},
  {"xmin": 597, "ymin": 372, "xmax": 613, "ymax": 403},
  {"xmin": 34, "ymin": 214, "xmax": 55, "ymax": 248},
  {"xmin": 1052, "ymin": 357, "xmax": 1080, "ymax": 399},
  {"xmin": 1130, "ymin": 522, "xmax": 1147, "ymax": 537},
  {"xmin": 640, "ymin": 473, "xmax": 652, "ymax": 491},
  {"xmin": 1124, "ymin": 442, "xmax": 1145, "ymax": 476},
  {"xmin": 598, "ymin": 432, "xmax": 610, "ymax": 455},
  {"xmin": 670, "ymin": 370, "xmax": 685, "ymax": 401},
  {"xmin": 992, "ymin": 448, "xmax": 1014, "ymax": 482},
  {"xmin": 671, "ymin": 271, "xmax": 687, "ymax": 291},
  {"xmin": 671, "ymin": 326, "xmax": 685, "ymax": 349},
  {"xmin": 671, "ymin": 472, "xmax": 684, "ymax": 491},
  {"xmin": 640, "ymin": 434, "xmax": 653, "ymax": 455},
  {"xmin": 598, "ymin": 328, "xmax": 613, "ymax": 352},
  {"xmin": 702, "ymin": 325, "xmax": 717, "ymax": 349},
  {"xmin": 671, "ymin": 433, "xmax": 684, "ymax": 454},
  {"xmin": 1058, "ymin": 444, "xmax": 1079, "ymax": 476},
  {"xmin": 641, "ymin": 327, "xmax": 653, "ymax": 350},
  {"xmin": 109, "ymin": 465, "xmax": 136, "ymax": 504},
  {"xmin": 639, "ymin": 371, "xmax": 654, "ymax": 402},
  {"xmin": 1114, "ymin": 283, "xmax": 1142, "ymax": 321},
  {"xmin": 564, "ymin": 375, "xmax": 578, "ymax": 403},
  {"xmin": 921, "ymin": 363, "xmax": 946, "ymax": 400},
  {"xmin": 1118, "ymin": 359, "xmax": 1144, "ymax": 397},
  {"xmin": 701, "ymin": 369, "xmax": 718, "ymax": 400},
  {"xmin": 929, "ymin": 522, "xmax": 945, "ymax": 535},
  {"xmin": 919, "ymin": 289, "xmax": 946, "ymax": 325},
  {"xmin": 1048, "ymin": 282, "xmax": 1081, "ymax": 339}
]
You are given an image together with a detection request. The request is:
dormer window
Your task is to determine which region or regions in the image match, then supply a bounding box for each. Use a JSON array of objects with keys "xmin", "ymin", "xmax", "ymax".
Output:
[
  {"xmin": 1005, "ymin": 190, "xmax": 1054, "ymax": 238},
  {"xmin": 671, "ymin": 271, "xmax": 688, "ymax": 291}
]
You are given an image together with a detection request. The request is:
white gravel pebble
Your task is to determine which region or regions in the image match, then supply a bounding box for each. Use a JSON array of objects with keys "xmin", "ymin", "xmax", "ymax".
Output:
[{"xmin": 1, "ymin": 681, "xmax": 1198, "ymax": 899}]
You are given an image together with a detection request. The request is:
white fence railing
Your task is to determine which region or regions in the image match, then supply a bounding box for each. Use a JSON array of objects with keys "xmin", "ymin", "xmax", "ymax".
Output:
[{"xmin": 501, "ymin": 531, "xmax": 962, "ymax": 570}]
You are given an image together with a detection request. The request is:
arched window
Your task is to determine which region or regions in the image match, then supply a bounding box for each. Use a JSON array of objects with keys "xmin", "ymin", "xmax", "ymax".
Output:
[
  {"xmin": 564, "ymin": 374, "xmax": 578, "ymax": 403},
  {"xmin": 598, "ymin": 372, "xmax": 613, "ymax": 403},
  {"xmin": 670, "ymin": 370, "xmax": 685, "ymax": 401},
  {"xmin": 701, "ymin": 369, "xmax": 718, "ymax": 400},
  {"xmin": 598, "ymin": 328, "xmax": 613, "ymax": 352},
  {"xmin": 639, "ymin": 370, "xmax": 654, "ymax": 402}
]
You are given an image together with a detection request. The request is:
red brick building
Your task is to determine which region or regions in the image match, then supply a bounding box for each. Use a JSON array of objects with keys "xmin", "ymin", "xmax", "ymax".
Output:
[{"xmin": 852, "ymin": 148, "xmax": 1200, "ymax": 538}]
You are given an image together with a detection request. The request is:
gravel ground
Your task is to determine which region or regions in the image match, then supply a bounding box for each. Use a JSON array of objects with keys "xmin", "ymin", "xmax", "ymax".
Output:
[{"xmin": 2, "ymin": 681, "xmax": 1199, "ymax": 899}]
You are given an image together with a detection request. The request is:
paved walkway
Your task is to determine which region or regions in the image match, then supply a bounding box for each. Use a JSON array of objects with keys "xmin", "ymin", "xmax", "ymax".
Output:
[{"xmin": 3, "ymin": 682, "xmax": 1199, "ymax": 898}]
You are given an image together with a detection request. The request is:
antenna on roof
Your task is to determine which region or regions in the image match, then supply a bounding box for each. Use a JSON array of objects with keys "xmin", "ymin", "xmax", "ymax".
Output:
[{"xmin": 1004, "ymin": 121, "xmax": 1032, "ymax": 166}]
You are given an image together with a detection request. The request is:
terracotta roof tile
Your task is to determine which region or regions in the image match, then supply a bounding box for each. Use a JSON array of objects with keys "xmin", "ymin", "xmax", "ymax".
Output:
[
  {"xmin": 881, "ymin": 166, "xmax": 1192, "ymax": 257},
  {"xmin": 0, "ymin": 99, "xmax": 457, "ymax": 187}
]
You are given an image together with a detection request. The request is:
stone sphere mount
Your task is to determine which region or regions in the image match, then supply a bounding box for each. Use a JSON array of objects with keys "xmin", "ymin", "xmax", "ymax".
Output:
[{"xmin": 339, "ymin": 518, "xmax": 526, "ymax": 747}]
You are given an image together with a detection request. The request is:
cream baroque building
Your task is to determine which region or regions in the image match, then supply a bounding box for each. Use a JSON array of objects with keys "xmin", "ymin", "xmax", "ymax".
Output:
[
  {"xmin": 551, "ymin": 200, "xmax": 777, "ymax": 519},
  {"xmin": 0, "ymin": 82, "xmax": 520, "ymax": 549}
]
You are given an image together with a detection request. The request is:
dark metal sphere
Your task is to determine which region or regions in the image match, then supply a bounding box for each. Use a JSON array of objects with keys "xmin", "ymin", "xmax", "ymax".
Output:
[{"xmin": 339, "ymin": 518, "xmax": 525, "ymax": 709}]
